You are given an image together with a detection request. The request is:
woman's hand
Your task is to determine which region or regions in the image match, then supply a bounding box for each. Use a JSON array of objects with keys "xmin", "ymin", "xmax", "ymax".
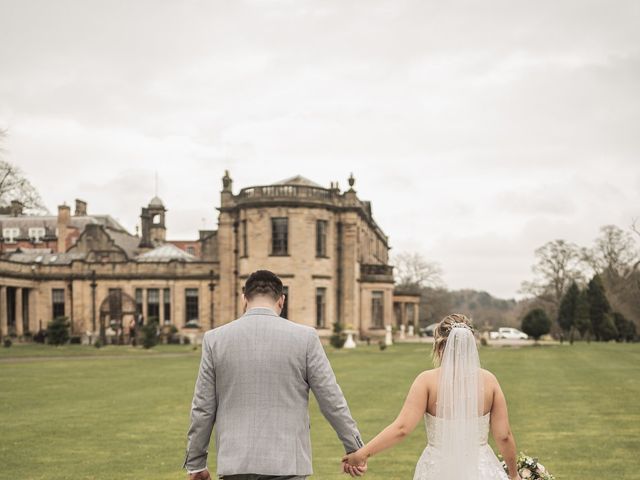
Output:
[{"xmin": 342, "ymin": 448, "xmax": 368, "ymax": 467}]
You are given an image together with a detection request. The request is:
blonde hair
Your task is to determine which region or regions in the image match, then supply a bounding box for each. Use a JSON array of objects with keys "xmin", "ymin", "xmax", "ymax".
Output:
[{"xmin": 432, "ymin": 313, "xmax": 474, "ymax": 366}]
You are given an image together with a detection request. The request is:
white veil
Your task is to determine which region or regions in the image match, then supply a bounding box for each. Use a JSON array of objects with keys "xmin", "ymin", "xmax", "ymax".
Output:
[{"xmin": 435, "ymin": 323, "xmax": 483, "ymax": 480}]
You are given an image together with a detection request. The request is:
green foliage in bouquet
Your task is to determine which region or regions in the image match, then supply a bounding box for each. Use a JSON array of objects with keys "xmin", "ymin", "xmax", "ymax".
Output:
[{"xmin": 500, "ymin": 452, "xmax": 555, "ymax": 480}]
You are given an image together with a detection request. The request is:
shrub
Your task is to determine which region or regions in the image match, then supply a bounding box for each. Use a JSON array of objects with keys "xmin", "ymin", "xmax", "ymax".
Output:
[
  {"xmin": 521, "ymin": 308, "xmax": 551, "ymax": 341},
  {"xmin": 33, "ymin": 329, "xmax": 47, "ymax": 344},
  {"xmin": 141, "ymin": 320, "xmax": 159, "ymax": 349},
  {"xmin": 69, "ymin": 336, "xmax": 82, "ymax": 344},
  {"xmin": 378, "ymin": 340, "xmax": 387, "ymax": 351},
  {"xmin": 3, "ymin": 338, "xmax": 12, "ymax": 348},
  {"xmin": 94, "ymin": 339, "xmax": 102, "ymax": 349},
  {"xmin": 329, "ymin": 322, "xmax": 346, "ymax": 349},
  {"xmin": 599, "ymin": 314, "xmax": 618, "ymax": 342},
  {"xmin": 613, "ymin": 312, "xmax": 636, "ymax": 342},
  {"xmin": 47, "ymin": 317, "xmax": 70, "ymax": 346}
]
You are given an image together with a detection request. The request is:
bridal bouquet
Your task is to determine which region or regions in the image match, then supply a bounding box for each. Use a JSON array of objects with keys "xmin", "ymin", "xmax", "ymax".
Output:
[{"xmin": 500, "ymin": 452, "xmax": 555, "ymax": 480}]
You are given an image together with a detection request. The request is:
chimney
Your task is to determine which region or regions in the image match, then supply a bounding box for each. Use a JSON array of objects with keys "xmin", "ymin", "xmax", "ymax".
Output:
[
  {"xmin": 57, "ymin": 204, "xmax": 71, "ymax": 252},
  {"xmin": 74, "ymin": 199, "xmax": 87, "ymax": 216},
  {"xmin": 10, "ymin": 200, "xmax": 24, "ymax": 217}
]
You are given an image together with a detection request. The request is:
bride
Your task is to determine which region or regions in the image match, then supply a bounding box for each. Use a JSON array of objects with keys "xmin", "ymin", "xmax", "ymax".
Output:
[{"xmin": 343, "ymin": 314, "xmax": 522, "ymax": 480}]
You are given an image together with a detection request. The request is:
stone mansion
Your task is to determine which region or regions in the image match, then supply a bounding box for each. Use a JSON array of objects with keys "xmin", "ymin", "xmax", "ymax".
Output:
[{"xmin": 0, "ymin": 173, "xmax": 420, "ymax": 341}]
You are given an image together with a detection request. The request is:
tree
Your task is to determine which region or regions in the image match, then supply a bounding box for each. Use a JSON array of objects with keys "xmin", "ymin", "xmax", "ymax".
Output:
[
  {"xmin": 583, "ymin": 225, "xmax": 639, "ymax": 283},
  {"xmin": 586, "ymin": 275, "xmax": 612, "ymax": 341},
  {"xmin": 520, "ymin": 240, "xmax": 584, "ymax": 313},
  {"xmin": 329, "ymin": 322, "xmax": 347, "ymax": 349},
  {"xmin": 613, "ymin": 312, "xmax": 636, "ymax": 343},
  {"xmin": 521, "ymin": 308, "xmax": 552, "ymax": 342},
  {"xmin": 557, "ymin": 282, "xmax": 579, "ymax": 334},
  {"xmin": 393, "ymin": 252, "xmax": 444, "ymax": 289},
  {"xmin": 141, "ymin": 319, "xmax": 159, "ymax": 349},
  {"xmin": 0, "ymin": 131, "xmax": 48, "ymax": 214},
  {"xmin": 599, "ymin": 314, "xmax": 618, "ymax": 342},
  {"xmin": 47, "ymin": 317, "xmax": 70, "ymax": 346},
  {"xmin": 574, "ymin": 290, "xmax": 591, "ymax": 340}
]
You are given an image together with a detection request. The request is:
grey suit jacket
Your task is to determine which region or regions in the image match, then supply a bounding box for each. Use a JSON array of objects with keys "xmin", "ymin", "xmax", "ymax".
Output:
[{"xmin": 183, "ymin": 307, "xmax": 363, "ymax": 476}]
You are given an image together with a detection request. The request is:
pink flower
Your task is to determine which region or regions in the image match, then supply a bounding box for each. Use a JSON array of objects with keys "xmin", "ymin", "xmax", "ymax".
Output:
[
  {"xmin": 537, "ymin": 463, "xmax": 546, "ymax": 473},
  {"xmin": 521, "ymin": 468, "xmax": 532, "ymax": 479}
]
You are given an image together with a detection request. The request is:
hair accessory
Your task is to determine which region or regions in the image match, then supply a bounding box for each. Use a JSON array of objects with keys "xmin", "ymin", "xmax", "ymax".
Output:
[{"xmin": 451, "ymin": 322, "xmax": 472, "ymax": 331}]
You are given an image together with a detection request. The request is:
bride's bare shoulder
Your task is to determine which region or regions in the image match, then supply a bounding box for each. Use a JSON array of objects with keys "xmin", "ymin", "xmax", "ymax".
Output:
[
  {"xmin": 415, "ymin": 368, "xmax": 439, "ymax": 385},
  {"xmin": 480, "ymin": 368, "xmax": 500, "ymax": 385}
]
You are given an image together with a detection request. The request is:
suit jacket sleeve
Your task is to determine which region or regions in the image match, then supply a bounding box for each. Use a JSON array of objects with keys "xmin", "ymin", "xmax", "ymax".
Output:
[
  {"xmin": 306, "ymin": 330, "xmax": 364, "ymax": 453},
  {"xmin": 183, "ymin": 334, "xmax": 217, "ymax": 471}
]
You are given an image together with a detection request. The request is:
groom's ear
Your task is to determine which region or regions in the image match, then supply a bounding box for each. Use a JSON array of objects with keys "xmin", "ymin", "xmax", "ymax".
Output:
[{"xmin": 241, "ymin": 294, "xmax": 248, "ymax": 312}]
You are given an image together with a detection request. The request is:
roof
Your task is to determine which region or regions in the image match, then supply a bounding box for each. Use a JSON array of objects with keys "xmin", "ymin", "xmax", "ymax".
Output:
[
  {"xmin": 149, "ymin": 196, "xmax": 165, "ymax": 208},
  {"xmin": 0, "ymin": 214, "xmax": 130, "ymax": 235},
  {"xmin": 103, "ymin": 228, "xmax": 140, "ymax": 259},
  {"xmin": 136, "ymin": 243, "xmax": 196, "ymax": 262},
  {"xmin": 272, "ymin": 175, "xmax": 323, "ymax": 188},
  {"xmin": 3, "ymin": 250, "xmax": 86, "ymax": 265}
]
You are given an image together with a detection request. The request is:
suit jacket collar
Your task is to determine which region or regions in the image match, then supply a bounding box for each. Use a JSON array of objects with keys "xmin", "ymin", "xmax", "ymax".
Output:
[{"xmin": 244, "ymin": 307, "xmax": 279, "ymax": 317}]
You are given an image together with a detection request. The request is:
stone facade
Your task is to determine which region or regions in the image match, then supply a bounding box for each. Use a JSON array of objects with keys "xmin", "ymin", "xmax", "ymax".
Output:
[{"xmin": 0, "ymin": 173, "xmax": 418, "ymax": 342}]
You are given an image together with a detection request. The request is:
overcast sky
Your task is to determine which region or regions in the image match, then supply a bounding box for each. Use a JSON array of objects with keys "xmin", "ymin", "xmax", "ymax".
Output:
[{"xmin": 1, "ymin": 0, "xmax": 639, "ymax": 298}]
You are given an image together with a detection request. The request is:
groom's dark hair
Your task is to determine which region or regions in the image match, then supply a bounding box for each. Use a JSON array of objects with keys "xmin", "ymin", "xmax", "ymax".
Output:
[{"xmin": 243, "ymin": 270, "xmax": 284, "ymax": 301}]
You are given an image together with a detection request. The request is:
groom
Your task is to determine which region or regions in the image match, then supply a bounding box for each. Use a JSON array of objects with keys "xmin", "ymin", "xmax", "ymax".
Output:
[{"xmin": 183, "ymin": 270, "xmax": 366, "ymax": 479}]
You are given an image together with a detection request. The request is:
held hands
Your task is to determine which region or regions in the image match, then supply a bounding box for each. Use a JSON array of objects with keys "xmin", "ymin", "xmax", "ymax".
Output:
[
  {"xmin": 189, "ymin": 469, "xmax": 211, "ymax": 480},
  {"xmin": 342, "ymin": 449, "xmax": 369, "ymax": 477}
]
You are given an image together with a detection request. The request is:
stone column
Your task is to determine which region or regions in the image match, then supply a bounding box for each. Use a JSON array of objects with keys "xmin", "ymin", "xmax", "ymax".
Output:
[
  {"xmin": 15, "ymin": 287, "xmax": 24, "ymax": 336},
  {"xmin": 0, "ymin": 286, "xmax": 7, "ymax": 337},
  {"xmin": 384, "ymin": 324, "xmax": 393, "ymax": 346}
]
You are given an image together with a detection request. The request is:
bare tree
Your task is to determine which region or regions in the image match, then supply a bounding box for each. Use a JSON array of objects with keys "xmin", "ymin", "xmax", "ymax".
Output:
[
  {"xmin": 393, "ymin": 251, "xmax": 444, "ymax": 289},
  {"xmin": 582, "ymin": 225, "xmax": 639, "ymax": 281},
  {"xmin": 0, "ymin": 130, "xmax": 48, "ymax": 214},
  {"xmin": 520, "ymin": 239, "xmax": 584, "ymax": 309}
]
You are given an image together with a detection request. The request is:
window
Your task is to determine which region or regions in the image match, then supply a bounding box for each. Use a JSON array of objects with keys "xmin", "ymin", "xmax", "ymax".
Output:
[
  {"xmin": 147, "ymin": 288, "xmax": 160, "ymax": 322},
  {"xmin": 394, "ymin": 303, "xmax": 402, "ymax": 327},
  {"xmin": 108, "ymin": 288, "xmax": 123, "ymax": 325},
  {"xmin": 271, "ymin": 217, "xmax": 288, "ymax": 255},
  {"xmin": 185, "ymin": 288, "xmax": 199, "ymax": 323},
  {"xmin": 186, "ymin": 246, "xmax": 195, "ymax": 256},
  {"xmin": 406, "ymin": 303, "xmax": 415, "ymax": 325},
  {"xmin": 22, "ymin": 289, "xmax": 30, "ymax": 333},
  {"xmin": 28, "ymin": 227, "xmax": 45, "ymax": 242},
  {"xmin": 316, "ymin": 287, "xmax": 327, "ymax": 328},
  {"xmin": 3, "ymin": 228, "xmax": 19, "ymax": 243},
  {"xmin": 135, "ymin": 289, "xmax": 143, "ymax": 318},
  {"xmin": 371, "ymin": 291, "xmax": 384, "ymax": 328},
  {"xmin": 316, "ymin": 220, "xmax": 328, "ymax": 257},
  {"xmin": 281, "ymin": 286, "xmax": 289, "ymax": 319},
  {"xmin": 241, "ymin": 219, "xmax": 248, "ymax": 257},
  {"xmin": 163, "ymin": 288, "xmax": 171, "ymax": 324},
  {"xmin": 52, "ymin": 288, "xmax": 65, "ymax": 319}
]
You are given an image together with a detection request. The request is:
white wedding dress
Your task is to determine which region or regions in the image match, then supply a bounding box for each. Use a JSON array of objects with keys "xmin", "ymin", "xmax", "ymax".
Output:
[
  {"xmin": 413, "ymin": 412, "xmax": 509, "ymax": 479},
  {"xmin": 413, "ymin": 323, "xmax": 509, "ymax": 480}
]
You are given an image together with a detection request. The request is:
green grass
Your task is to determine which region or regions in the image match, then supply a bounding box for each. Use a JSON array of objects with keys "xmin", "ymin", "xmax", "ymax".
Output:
[
  {"xmin": 0, "ymin": 342, "xmax": 638, "ymax": 480},
  {"xmin": 0, "ymin": 343, "xmax": 195, "ymax": 358}
]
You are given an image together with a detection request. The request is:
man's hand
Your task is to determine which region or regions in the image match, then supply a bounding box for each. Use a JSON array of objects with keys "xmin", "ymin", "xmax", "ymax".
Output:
[
  {"xmin": 189, "ymin": 469, "xmax": 211, "ymax": 480},
  {"xmin": 342, "ymin": 460, "xmax": 367, "ymax": 477}
]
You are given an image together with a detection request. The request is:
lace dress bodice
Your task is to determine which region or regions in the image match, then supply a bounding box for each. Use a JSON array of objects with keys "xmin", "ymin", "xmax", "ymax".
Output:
[{"xmin": 413, "ymin": 413, "xmax": 509, "ymax": 480}]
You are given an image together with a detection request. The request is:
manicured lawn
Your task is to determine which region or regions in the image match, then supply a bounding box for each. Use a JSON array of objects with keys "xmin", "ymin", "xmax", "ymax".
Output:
[{"xmin": 0, "ymin": 342, "xmax": 638, "ymax": 480}]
